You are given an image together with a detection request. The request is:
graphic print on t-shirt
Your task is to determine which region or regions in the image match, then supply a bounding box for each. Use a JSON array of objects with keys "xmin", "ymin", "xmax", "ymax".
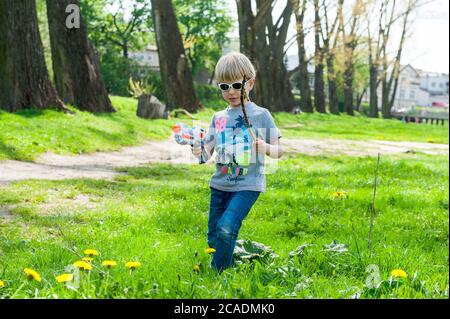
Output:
[{"xmin": 215, "ymin": 115, "xmax": 252, "ymax": 182}]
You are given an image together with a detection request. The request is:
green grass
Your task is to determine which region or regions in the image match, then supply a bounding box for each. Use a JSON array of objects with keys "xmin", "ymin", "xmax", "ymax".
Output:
[
  {"xmin": 274, "ymin": 112, "xmax": 449, "ymax": 143},
  {"xmin": 1, "ymin": 96, "xmax": 448, "ymax": 162},
  {"xmin": 0, "ymin": 153, "xmax": 447, "ymax": 298},
  {"xmin": 0, "ymin": 96, "xmax": 181, "ymax": 161}
]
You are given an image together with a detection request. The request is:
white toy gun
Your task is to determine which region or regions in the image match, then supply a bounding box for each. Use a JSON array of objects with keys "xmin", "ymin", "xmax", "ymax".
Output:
[{"xmin": 172, "ymin": 123, "xmax": 206, "ymax": 164}]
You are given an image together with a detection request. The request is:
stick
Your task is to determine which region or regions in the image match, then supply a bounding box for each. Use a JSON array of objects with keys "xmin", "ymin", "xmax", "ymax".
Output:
[
  {"xmin": 367, "ymin": 153, "xmax": 380, "ymax": 255},
  {"xmin": 56, "ymin": 224, "xmax": 107, "ymax": 276}
]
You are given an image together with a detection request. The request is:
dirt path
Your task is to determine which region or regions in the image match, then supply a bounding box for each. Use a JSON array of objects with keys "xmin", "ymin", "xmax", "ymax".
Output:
[{"xmin": 0, "ymin": 138, "xmax": 448, "ymax": 185}]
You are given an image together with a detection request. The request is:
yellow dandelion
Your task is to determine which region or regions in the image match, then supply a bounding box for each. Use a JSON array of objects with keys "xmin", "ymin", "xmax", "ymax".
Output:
[
  {"xmin": 0, "ymin": 280, "xmax": 5, "ymax": 288},
  {"xmin": 82, "ymin": 257, "xmax": 93, "ymax": 263},
  {"xmin": 24, "ymin": 268, "xmax": 42, "ymax": 282},
  {"xmin": 205, "ymin": 247, "xmax": 216, "ymax": 254},
  {"xmin": 333, "ymin": 191, "xmax": 347, "ymax": 199},
  {"xmin": 102, "ymin": 260, "xmax": 117, "ymax": 268},
  {"xmin": 193, "ymin": 264, "xmax": 201, "ymax": 273},
  {"xmin": 73, "ymin": 260, "xmax": 93, "ymax": 271},
  {"xmin": 56, "ymin": 274, "xmax": 73, "ymax": 283},
  {"xmin": 83, "ymin": 249, "xmax": 99, "ymax": 257},
  {"xmin": 391, "ymin": 269, "xmax": 408, "ymax": 279},
  {"xmin": 125, "ymin": 261, "xmax": 141, "ymax": 270}
]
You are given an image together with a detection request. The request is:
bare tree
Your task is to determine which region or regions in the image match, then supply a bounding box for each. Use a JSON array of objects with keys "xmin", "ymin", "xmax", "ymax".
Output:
[
  {"xmin": 151, "ymin": 0, "xmax": 200, "ymax": 113},
  {"xmin": 0, "ymin": 0, "xmax": 66, "ymax": 112},
  {"xmin": 321, "ymin": 0, "xmax": 341, "ymax": 114},
  {"xmin": 46, "ymin": 0, "xmax": 115, "ymax": 113},
  {"xmin": 366, "ymin": 0, "xmax": 393, "ymax": 118},
  {"xmin": 236, "ymin": 0, "xmax": 296, "ymax": 112},
  {"xmin": 381, "ymin": 0, "xmax": 418, "ymax": 118},
  {"xmin": 339, "ymin": 0, "xmax": 365, "ymax": 116},
  {"xmin": 293, "ymin": 0, "xmax": 313, "ymax": 113},
  {"xmin": 366, "ymin": 0, "xmax": 400, "ymax": 118}
]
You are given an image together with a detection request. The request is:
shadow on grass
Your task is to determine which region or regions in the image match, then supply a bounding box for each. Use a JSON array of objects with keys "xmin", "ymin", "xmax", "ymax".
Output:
[
  {"xmin": 116, "ymin": 163, "xmax": 209, "ymax": 181},
  {"xmin": 14, "ymin": 108, "xmax": 46, "ymax": 118},
  {"xmin": 0, "ymin": 140, "xmax": 22, "ymax": 161}
]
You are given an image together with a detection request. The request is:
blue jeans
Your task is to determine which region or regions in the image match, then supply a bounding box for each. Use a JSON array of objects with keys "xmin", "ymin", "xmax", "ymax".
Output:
[{"xmin": 208, "ymin": 187, "xmax": 260, "ymax": 272}]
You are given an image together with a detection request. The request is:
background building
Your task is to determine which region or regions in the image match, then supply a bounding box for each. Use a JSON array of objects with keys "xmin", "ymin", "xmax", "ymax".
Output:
[
  {"xmin": 129, "ymin": 45, "xmax": 160, "ymax": 70},
  {"xmin": 363, "ymin": 64, "xmax": 449, "ymax": 112}
]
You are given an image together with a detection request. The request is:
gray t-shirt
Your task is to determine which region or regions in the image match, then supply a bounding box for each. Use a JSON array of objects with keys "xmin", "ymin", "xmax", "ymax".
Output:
[{"xmin": 203, "ymin": 102, "xmax": 281, "ymax": 192}]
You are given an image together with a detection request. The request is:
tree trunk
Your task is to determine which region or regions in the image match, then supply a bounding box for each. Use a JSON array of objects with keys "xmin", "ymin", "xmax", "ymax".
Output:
[
  {"xmin": 314, "ymin": 63, "xmax": 326, "ymax": 113},
  {"xmin": 369, "ymin": 65, "xmax": 379, "ymax": 117},
  {"xmin": 343, "ymin": 60, "xmax": 355, "ymax": 116},
  {"xmin": 236, "ymin": 0, "xmax": 296, "ymax": 112},
  {"xmin": 313, "ymin": 0, "xmax": 326, "ymax": 113},
  {"xmin": 136, "ymin": 94, "xmax": 167, "ymax": 119},
  {"xmin": 340, "ymin": 0, "xmax": 360, "ymax": 116},
  {"xmin": 236, "ymin": 0, "xmax": 254, "ymax": 58},
  {"xmin": 356, "ymin": 86, "xmax": 367, "ymax": 112},
  {"xmin": 151, "ymin": 0, "xmax": 200, "ymax": 113},
  {"xmin": 294, "ymin": 0, "xmax": 313, "ymax": 113},
  {"xmin": 123, "ymin": 43, "xmax": 129, "ymax": 59},
  {"xmin": 387, "ymin": 4, "xmax": 412, "ymax": 112},
  {"xmin": 322, "ymin": 0, "xmax": 340, "ymax": 115},
  {"xmin": 0, "ymin": 0, "xmax": 66, "ymax": 112},
  {"xmin": 381, "ymin": 51, "xmax": 391, "ymax": 118},
  {"xmin": 326, "ymin": 54, "xmax": 339, "ymax": 114},
  {"xmin": 46, "ymin": 0, "xmax": 115, "ymax": 113}
]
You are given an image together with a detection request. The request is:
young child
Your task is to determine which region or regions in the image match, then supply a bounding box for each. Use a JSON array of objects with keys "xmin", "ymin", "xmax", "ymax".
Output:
[{"xmin": 192, "ymin": 52, "xmax": 283, "ymax": 272}]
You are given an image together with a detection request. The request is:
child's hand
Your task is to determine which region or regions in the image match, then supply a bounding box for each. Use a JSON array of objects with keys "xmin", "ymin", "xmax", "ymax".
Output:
[
  {"xmin": 253, "ymin": 139, "xmax": 268, "ymax": 154},
  {"xmin": 191, "ymin": 145, "xmax": 202, "ymax": 158}
]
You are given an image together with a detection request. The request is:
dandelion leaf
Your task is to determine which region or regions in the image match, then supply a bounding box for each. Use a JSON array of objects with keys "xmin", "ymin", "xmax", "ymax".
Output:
[
  {"xmin": 288, "ymin": 244, "xmax": 311, "ymax": 259},
  {"xmin": 322, "ymin": 240, "xmax": 348, "ymax": 253},
  {"xmin": 233, "ymin": 239, "xmax": 278, "ymax": 263}
]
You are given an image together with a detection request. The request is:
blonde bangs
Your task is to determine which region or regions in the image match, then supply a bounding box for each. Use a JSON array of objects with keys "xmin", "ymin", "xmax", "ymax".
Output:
[{"xmin": 215, "ymin": 52, "xmax": 256, "ymax": 83}]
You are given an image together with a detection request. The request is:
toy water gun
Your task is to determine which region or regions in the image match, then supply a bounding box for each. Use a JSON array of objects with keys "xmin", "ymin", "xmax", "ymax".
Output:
[{"xmin": 172, "ymin": 123, "xmax": 206, "ymax": 164}]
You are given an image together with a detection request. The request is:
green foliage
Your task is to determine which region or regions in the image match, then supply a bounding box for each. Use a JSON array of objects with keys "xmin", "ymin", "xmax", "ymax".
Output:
[
  {"xmin": 100, "ymin": 52, "xmax": 141, "ymax": 96},
  {"xmin": 81, "ymin": 0, "xmax": 152, "ymax": 57},
  {"xmin": 100, "ymin": 52, "xmax": 165, "ymax": 99},
  {"xmin": 143, "ymin": 70, "xmax": 165, "ymax": 101},
  {"xmin": 194, "ymin": 83, "xmax": 227, "ymax": 110},
  {"xmin": 173, "ymin": 0, "xmax": 233, "ymax": 77},
  {"xmin": 360, "ymin": 102, "xmax": 370, "ymax": 116},
  {"xmin": 79, "ymin": 0, "xmax": 156, "ymax": 97},
  {"xmin": 128, "ymin": 78, "xmax": 156, "ymax": 98}
]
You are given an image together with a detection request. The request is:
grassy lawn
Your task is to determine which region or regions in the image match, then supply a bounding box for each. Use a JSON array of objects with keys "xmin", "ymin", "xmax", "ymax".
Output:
[
  {"xmin": 273, "ymin": 112, "xmax": 449, "ymax": 143},
  {"xmin": 0, "ymin": 153, "xmax": 447, "ymax": 298},
  {"xmin": 0, "ymin": 96, "xmax": 181, "ymax": 162},
  {"xmin": 1, "ymin": 96, "xmax": 448, "ymax": 162}
]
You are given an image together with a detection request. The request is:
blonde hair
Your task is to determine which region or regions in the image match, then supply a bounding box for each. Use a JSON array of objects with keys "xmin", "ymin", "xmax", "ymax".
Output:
[{"xmin": 215, "ymin": 52, "xmax": 256, "ymax": 83}]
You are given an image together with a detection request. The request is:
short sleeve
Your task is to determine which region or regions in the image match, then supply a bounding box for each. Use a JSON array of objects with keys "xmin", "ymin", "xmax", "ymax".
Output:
[{"xmin": 262, "ymin": 110, "xmax": 281, "ymax": 144}]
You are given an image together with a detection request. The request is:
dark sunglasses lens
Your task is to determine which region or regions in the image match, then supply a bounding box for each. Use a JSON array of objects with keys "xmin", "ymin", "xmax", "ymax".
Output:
[
  {"xmin": 219, "ymin": 84, "xmax": 230, "ymax": 91},
  {"xmin": 232, "ymin": 83, "xmax": 243, "ymax": 90}
]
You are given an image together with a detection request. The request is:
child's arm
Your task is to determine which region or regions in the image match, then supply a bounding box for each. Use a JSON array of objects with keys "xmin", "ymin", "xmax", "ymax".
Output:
[
  {"xmin": 254, "ymin": 138, "xmax": 283, "ymax": 159},
  {"xmin": 254, "ymin": 109, "xmax": 283, "ymax": 159}
]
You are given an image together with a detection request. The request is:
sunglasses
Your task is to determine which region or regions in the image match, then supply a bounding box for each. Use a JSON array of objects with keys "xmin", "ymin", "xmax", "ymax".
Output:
[{"xmin": 217, "ymin": 79, "xmax": 251, "ymax": 92}]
